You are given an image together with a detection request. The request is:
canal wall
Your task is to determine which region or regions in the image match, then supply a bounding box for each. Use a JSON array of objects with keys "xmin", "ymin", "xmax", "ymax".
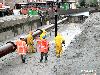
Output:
[
  {"xmin": 0, "ymin": 15, "xmax": 41, "ymax": 29},
  {"xmin": 0, "ymin": 14, "xmax": 63, "ymax": 43},
  {"xmin": 0, "ymin": 14, "xmax": 86, "ymax": 44},
  {"xmin": 0, "ymin": 15, "xmax": 42, "ymax": 42}
]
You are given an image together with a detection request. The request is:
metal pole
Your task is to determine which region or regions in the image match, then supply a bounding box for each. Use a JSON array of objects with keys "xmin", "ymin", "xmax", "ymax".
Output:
[
  {"xmin": 0, "ymin": 29, "xmax": 43, "ymax": 58},
  {"xmin": 55, "ymin": 0, "xmax": 58, "ymax": 37},
  {"xmin": 55, "ymin": 9, "xmax": 57, "ymax": 37}
]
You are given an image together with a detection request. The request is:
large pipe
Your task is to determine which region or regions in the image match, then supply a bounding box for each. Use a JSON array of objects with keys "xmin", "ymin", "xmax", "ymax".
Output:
[
  {"xmin": 0, "ymin": 17, "xmax": 67, "ymax": 58},
  {"xmin": 0, "ymin": 43, "xmax": 15, "ymax": 58},
  {"xmin": 0, "ymin": 29, "xmax": 42, "ymax": 58}
]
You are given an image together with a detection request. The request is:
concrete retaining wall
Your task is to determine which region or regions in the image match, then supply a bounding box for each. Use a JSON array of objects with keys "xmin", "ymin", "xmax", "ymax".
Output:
[
  {"xmin": 0, "ymin": 15, "xmax": 42, "ymax": 42},
  {"xmin": 0, "ymin": 15, "xmax": 40, "ymax": 29}
]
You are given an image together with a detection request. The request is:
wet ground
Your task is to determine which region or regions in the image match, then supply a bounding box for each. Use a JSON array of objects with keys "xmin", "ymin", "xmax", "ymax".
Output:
[
  {"xmin": 1, "ymin": 12, "xmax": 100, "ymax": 75},
  {"xmin": 0, "ymin": 23, "xmax": 83, "ymax": 75}
]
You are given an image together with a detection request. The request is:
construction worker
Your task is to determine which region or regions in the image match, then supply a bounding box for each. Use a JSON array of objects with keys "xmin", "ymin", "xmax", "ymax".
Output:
[
  {"xmin": 39, "ymin": 35, "xmax": 49, "ymax": 63},
  {"xmin": 16, "ymin": 36, "xmax": 28, "ymax": 63},
  {"xmin": 36, "ymin": 35, "xmax": 41, "ymax": 52},
  {"xmin": 40, "ymin": 29, "xmax": 47, "ymax": 40},
  {"xmin": 55, "ymin": 33, "xmax": 65, "ymax": 58},
  {"xmin": 27, "ymin": 31, "xmax": 35, "ymax": 53}
]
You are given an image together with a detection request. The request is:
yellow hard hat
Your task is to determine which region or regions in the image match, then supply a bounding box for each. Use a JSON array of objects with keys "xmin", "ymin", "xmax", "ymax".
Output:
[{"xmin": 42, "ymin": 29, "xmax": 46, "ymax": 33}]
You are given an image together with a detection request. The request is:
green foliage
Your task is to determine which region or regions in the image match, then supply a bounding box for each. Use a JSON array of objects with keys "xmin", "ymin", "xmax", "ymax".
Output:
[
  {"xmin": 76, "ymin": 3, "xmax": 81, "ymax": 8},
  {"xmin": 85, "ymin": 0, "xmax": 98, "ymax": 7},
  {"xmin": 92, "ymin": 0, "xmax": 97, "ymax": 5},
  {"xmin": 79, "ymin": 0, "xmax": 98, "ymax": 7},
  {"xmin": 79, "ymin": 0, "xmax": 86, "ymax": 7}
]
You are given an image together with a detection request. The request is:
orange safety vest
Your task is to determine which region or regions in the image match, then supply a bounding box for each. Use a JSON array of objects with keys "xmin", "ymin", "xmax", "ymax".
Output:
[
  {"xmin": 16, "ymin": 40, "xmax": 27, "ymax": 55},
  {"xmin": 36, "ymin": 37, "xmax": 41, "ymax": 52},
  {"xmin": 39, "ymin": 39, "xmax": 49, "ymax": 53}
]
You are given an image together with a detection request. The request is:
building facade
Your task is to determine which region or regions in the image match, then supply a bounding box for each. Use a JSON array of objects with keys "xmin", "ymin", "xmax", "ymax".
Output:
[
  {"xmin": 0, "ymin": 0, "xmax": 80, "ymax": 9},
  {"xmin": 0, "ymin": 0, "xmax": 28, "ymax": 9}
]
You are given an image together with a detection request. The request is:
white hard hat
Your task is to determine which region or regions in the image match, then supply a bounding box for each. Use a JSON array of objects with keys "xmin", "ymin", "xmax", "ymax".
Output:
[{"xmin": 20, "ymin": 36, "xmax": 24, "ymax": 39}]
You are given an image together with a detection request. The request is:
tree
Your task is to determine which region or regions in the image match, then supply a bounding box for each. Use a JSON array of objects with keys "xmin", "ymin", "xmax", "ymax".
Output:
[
  {"xmin": 92, "ymin": 0, "xmax": 97, "ymax": 6},
  {"xmin": 89, "ymin": 0, "xmax": 97, "ymax": 7},
  {"xmin": 79, "ymin": 0, "xmax": 86, "ymax": 7}
]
